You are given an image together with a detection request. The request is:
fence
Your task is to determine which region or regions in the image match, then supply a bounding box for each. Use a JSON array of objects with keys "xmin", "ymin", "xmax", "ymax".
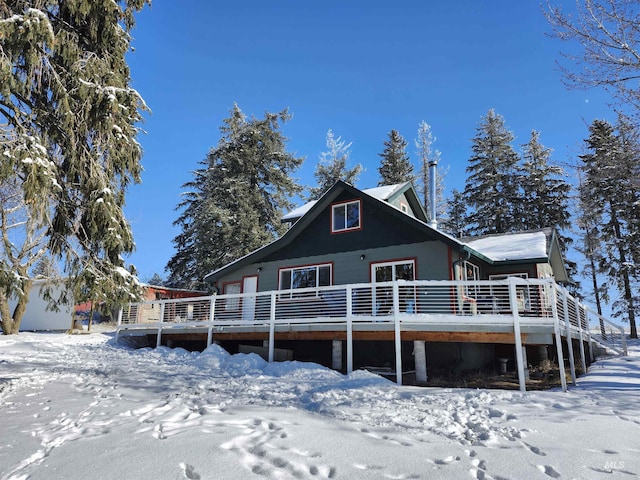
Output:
[{"xmin": 118, "ymin": 277, "xmax": 627, "ymax": 391}]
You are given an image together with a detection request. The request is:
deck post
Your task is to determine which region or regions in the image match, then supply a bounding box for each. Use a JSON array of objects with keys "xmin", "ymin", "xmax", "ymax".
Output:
[
  {"xmin": 584, "ymin": 306, "xmax": 594, "ymax": 362},
  {"xmin": 414, "ymin": 341, "xmax": 427, "ymax": 385},
  {"xmin": 207, "ymin": 296, "xmax": 216, "ymax": 347},
  {"xmin": 508, "ymin": 278, "xmax": 527, "ymax": 392},
  {"xmin": 159, "ymin": 302, "xmax": 166, "ymax": 324},
  {"xmin": 549, "ymin": 284, "xmax": 567, "ymax": 392},
  {"xmin": 156, "ymin": 327, "xmax": 162, "ymax": 348},
  {"xmin": 268, "ymin": 292, "xmax": 276, "ymax": 363},
  {"xmin": 576, "ymin": 304, "xmax": 587, "ymax": 374},
  {"xmin": 346, "ymin": 286, "xmax": 353, "ymax": 374},
  {"xmin": 561, "ymin": 290, "xmax": 577, "ymax": 385},
  {"xmin": 393, "ymin": 281, "xmax": 402, "ymax": 386},
  {"xmin": 332, "ymin": 340, "xmax": 343, "ymax": 371}
]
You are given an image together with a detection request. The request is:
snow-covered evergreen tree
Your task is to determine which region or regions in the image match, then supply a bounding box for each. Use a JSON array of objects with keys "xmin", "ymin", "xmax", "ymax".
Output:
[
  {"xmin": 414, "ymin": 121, "xmax": 447, "ymax": 222},
  {"xmin": 308, "ymin": 130, "xmax": 362, "ymax": 200},
  {"xmin": 576, "ymin": 171, "xmax": 609, "ymax": 335},
  {"xmin": 167, "ymin": 105, "xmax": 303, "ymax": 290},
  {"xmin": 463, "ymin": 109, "xmax": 522, "ymax": 235},
  {"xmin": 0, "ymin": 1, "xmax": 148, "ymax": 333},
  {"xmin": 378, "ymin": 130, "xmax": 414, "ymax": 186},
  {"xmin": 520, "ymin": 130, "xmax": 575, "ymax": 281},
  {"xmin": 580, "ymin": 117, "xmax": 639, "ymax": 338},
  {"xmin": 520, "ymin": 130, "xmax": 571, "ymax": 231},
  {"xmin": 441, "ymin": 189, "xmax": 469, "ymax": 237}
]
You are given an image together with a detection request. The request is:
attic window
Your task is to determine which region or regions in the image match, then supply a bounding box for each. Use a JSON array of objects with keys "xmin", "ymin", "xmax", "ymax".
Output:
[
  {"xmin": 400, "ymin": 202, "xmax": 408, "ymax": 213},
  {"xmin": 331, "ymin": 199, "xmax": 361, "ymax": 233}
]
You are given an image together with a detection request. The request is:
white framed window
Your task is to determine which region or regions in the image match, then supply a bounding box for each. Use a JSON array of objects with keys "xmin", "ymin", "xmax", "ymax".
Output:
[
  {"xmin": 223, "ymin": 282, "xmax": 241, "ymax": 311},
  {"xmin": 371, "ymin": 259, "xmax": 416, "ymax": 314},
  {"xmin": 331, "ymin": 199, "xmax": 361, "ymax": 233},
  {"xmin": 400, "ymin": 202, "xmax": 408, "ymax": 214},
  {"xmin": 279, "ymin": 263, "xmax": 332, "ymax": 299}
]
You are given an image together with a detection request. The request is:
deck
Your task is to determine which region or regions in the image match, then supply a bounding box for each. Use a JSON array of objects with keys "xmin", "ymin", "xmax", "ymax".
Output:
[{"xmin": 117, "ymin": 278, "xmax": 626, "ymax": 392}]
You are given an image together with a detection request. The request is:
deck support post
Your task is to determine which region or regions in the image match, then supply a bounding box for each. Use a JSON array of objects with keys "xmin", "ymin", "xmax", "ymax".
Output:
[
  {"xmin": 549, "ymin": 283, "xmax": 568, "ymax": 392},
  {"xmin": 576, "ymin": 305, "xmax": 587, "ymax": 373},
  {"xmin": 346, "ymin": 286, "xmax": 353, "ymax": 374},
  {"xmin": 207, "ymin": 296, "xmax": 216, "ymax": 347},
  {"xmin": 414, "ymin": 341, "xmax": 427, "ymax": 385},
  {"xmin": 268, "ymin": 292, "xmax": 276, "ymax": 363},
  {"xmin": 332, "ymin": 340, "xmax": 343, "ymax": 371},
  {"xmin": 508, "ymin": 278, "xmax": 527, "ymax": 392},
  {"xmin": 393, "ymin": 282, "xmax": 402, "ymax": 386},
  {"xmin": 584, "ymin": 306, "xmax": 594, "ymax": 363},
  {"xmin": 561, "ymin": 290, "xmax": 577, "ymax": 385},
  {"xmin": 156, "ymin": 327, "xmax": 162, "ymax": 348}
]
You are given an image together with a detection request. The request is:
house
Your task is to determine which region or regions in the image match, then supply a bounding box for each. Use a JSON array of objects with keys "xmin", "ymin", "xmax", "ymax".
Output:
[
  {"xmin": 117, "ymin": 180, "xmax": 626, "ymax": 391},
  {"xmin": 76, "ymin": 283, "xmax": 206, "ymax": 324},
  {"xmin": 12, "ymin": 280, "xmax": 74, "ymax": 332}
]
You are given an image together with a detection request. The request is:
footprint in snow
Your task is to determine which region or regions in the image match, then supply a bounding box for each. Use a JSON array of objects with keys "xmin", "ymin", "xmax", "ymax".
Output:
[
  {"xmin": 537, "ymin": 464, "xmax": 561, "ymax": 478},
  {"xmin": 434, "ymin": 455, "xmax": 460, "ymax": 465},
  {"xmin": 179, "ymin": 462, "xmax": 201, "ymax": 480},
  {"xmin": 522, "ymin": 442, "xmax": 546, "ymax": 456}
]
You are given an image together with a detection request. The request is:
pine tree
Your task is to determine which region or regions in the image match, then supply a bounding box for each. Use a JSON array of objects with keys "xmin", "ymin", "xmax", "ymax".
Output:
[
  {"xmin": 308, "ymin": 129, "xmax": 362, "ymax": 200},
  {"xmin": 147, "ymin": 273, "xmax": 165, "ymax": 287},
  {"xmin": 378, "ymin": 130, "xmax": 414, "ymax": 186},
  {"xmin": 32, "ymin": 256, "xmax": 58, "ymax": 279},
  {"xmin": 167, "ymin": 104, "xmax": 303, "ymax": 290},
  {"xmin": 520, "ymin": 131, "xmax": 571, "ymax": 232},
  {"xmin": 576, "ymin": 172, "xmax": 609, "ymax": 336},
  {"xmin": 414, "ymin": 121, "xmax": 447, "ymax": 222},
  {"xmin": 441, "ymin": 189, "xmax": 469, "ymax": 237},
  {"xmin": 0, "ymin": 1, "xmax": 148, "ymax": 334},
  {"xmin": 464, "ymin": 109, "xmax": 522, "ymax": 235},
  {"xmin": 520, "ymin": 130, "xmax": 575, "ymax": 282},
  {"xmin": 580, "ymin": 118, "xmax": 639, "ymax": 338}
]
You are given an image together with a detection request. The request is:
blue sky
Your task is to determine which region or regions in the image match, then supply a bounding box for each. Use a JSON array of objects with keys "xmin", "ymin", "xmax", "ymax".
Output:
[{"xmin": 124, "ymin": 1, "xmax": 613, "ymax": 281}]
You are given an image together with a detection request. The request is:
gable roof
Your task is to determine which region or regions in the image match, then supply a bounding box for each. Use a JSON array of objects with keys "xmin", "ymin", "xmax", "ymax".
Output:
[
  {"xmin": 204, "ymin": 181, "xmax": 569, "ymax": 283},
  {"xmin": 281, "ymin": 181, "xmax": 428, "ymax": 224},
  {"xmin": 205, "ymin": 181, "xmax": 454, "ymax": 282}
]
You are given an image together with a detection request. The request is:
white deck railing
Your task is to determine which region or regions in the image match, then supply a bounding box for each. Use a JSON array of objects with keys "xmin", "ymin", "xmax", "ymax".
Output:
[{"xmin": 117, "ymin": 277, "xmax": 627, "ymax": 392}]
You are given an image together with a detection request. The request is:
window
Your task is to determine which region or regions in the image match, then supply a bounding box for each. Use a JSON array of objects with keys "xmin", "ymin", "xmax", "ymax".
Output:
[
  {"xmin": 223, "ymin": 282, "xmax": 241, "ymax": 311},
  {"xmin": 400, "ymin": 202, "xmax": 408, "ymax": 214},
  {"xmin": 371, "ymin": 259, "xmax": 416, "ymax": 314},
  {"xmin": 279, "ymin": 264, "xmax": 332, "ymax": 298},
  {"xmin": 331, "ymin": 200, "xmax": 361, "ymax": 233},
  {"xmin": 489, "ymin": 273, "xmax": 531, "ymax": 312}
]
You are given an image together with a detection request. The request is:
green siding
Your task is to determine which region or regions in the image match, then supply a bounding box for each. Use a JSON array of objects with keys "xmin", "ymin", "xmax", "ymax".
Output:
[
  {"xmin": 215, "ymin": 241, "xmax": 452, "ymax": 292},
  {"xmin": 262, "ymin": 191, "xmax": 429, "ymax": 263}
]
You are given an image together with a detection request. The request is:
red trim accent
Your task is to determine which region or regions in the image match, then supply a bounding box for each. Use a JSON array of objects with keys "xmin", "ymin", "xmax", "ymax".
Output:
[
  {"xmin": 368, "ymin": 257, "xmax": 418, "ymax": 282},
  {"xmin": 330, "ymin": 199, "xmax": 363, "ymax": 234},
  {"xmin": 221, "ymin": 280, "xmax": 242, "ymax": 312},
  {"xmin": 221, "ymin": 280, "xmax": 241, "ymax": 293},
  {"xmin": 277, "ymin": 261, "xmax": 335, "ymax": 290}
]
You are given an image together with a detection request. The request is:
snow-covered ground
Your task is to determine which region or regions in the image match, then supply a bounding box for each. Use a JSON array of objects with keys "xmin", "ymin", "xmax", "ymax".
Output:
[{"xmin": 1, "ymin": 329, "xmax": 638, "ymax": 480}]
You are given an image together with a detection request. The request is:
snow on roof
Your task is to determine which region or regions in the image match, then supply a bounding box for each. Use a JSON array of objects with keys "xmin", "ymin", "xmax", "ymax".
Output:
[
  {"xmin": 281, "ymin": 200, "xmax": 318, "ymax": 221},
  {"xmin": 362, "ymin": 183, "xmax": 406, "ymax": 201},
  {"xmin": 465, "ymin": 231, "xmax": 548, "ymax": 261},
  {"xmin": 282, "ymin": 183, "xmax": 407, "ymax": 221}
]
